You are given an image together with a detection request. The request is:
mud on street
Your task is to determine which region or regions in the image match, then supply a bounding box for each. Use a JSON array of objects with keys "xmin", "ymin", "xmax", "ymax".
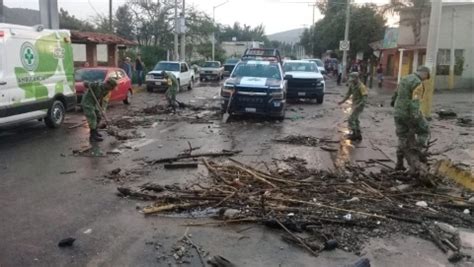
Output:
[{"xmin": 1, "ymin": 78, "xmax": 474, "ymax": 267}]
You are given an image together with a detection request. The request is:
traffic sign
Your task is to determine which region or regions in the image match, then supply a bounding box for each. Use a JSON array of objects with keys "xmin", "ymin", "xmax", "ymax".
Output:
[{"xmin": 340, "ymin": 40, "xmax": 350, "ymax": 51}]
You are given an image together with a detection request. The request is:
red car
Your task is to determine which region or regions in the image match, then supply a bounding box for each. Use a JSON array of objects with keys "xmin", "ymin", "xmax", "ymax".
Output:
[{"xmin": 75, "ymin": 67, "xmax": 133, "ymax": 105}]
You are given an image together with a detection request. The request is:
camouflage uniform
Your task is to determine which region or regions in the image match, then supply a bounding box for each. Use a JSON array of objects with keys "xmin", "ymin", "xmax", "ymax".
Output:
[
  {"xmin": 165, "ymin": 72, "xmax": 179, "ymax": 110},
  {"xmin": 82, "ymin": 79, "xmax": 116, "ymax": 142},
  {"xmin": 341, "ymin": 73, "xmax": 368, "ymax": 138},
  {"xmin": 393, "ymin": 73, "xmax": 430, "ymax": 172}
]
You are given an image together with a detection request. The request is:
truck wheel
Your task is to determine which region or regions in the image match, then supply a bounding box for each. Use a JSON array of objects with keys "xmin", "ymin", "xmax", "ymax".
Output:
[
  {"xmin": 45, "ymin": 100, "xmax": 65, "ymax": 128},
  {"xmin": 316, "ymin": 95, "xmax": 324, "ymax": 104},
  {"xmin": 188, "ymin": 78, "xmax": 194, "ymax": 90},
  {"xmin": 177, "ymin": 80, "xmax": 181, "ymax": 92},
  {"xmin": 147, "ymin": 86, "xmax": 153, "ymax": 92},
  {"xmin": 123, "ymin": 89, "xmax": 132, "ymax": 105}
]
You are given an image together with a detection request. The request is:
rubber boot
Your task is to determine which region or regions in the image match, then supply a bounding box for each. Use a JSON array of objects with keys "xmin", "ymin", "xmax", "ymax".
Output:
[
  {"xmin": 355, "ymin": 130, "xmax": 362, "ymax": 141},
  {"xmin": 89, "ymin": 129, "xmax": 104, "ymax": 142},
  {"xmin": 395, "ymin": 154, "xmax": 406, "ymax": 171}
]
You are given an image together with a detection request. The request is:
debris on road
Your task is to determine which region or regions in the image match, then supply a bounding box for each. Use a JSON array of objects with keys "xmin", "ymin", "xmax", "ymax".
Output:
[
  {"xmin": 274, "ymin": 135, "xmax": 338, "ymax": 147},
  {"xmin": 457, "ymin": 116, "xmax": 474, "ymax": 127},
  {"xmin": 436, "ymin": 109, "xmax": 457, "ymax": 119},
  {"xmin": 58, "ymin": 237, "xmax": 76, "ymax": 247},
  {"xmin": 164, "ymin": 162, "xmax": 199, "ymax": 169},
  {"xmin": 147, "ymin": 149, "xmax": 241, "ymax": 164},
  {"xmin": 59, "ymin": 170, "xmax": 76, "ymax": 175},
  {"xmin": 120, "ymin": 159, "xmax": 474, "ymax": 258}
]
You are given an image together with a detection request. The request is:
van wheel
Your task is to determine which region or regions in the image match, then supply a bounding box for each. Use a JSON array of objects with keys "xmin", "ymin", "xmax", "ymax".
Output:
[
  {"xmin": 123, "ymin": 89, "xmax": 132, "ymax": 105},
  {"xmin": 45, "ymin": 100, "xmax": 65, "ymax": 128}
]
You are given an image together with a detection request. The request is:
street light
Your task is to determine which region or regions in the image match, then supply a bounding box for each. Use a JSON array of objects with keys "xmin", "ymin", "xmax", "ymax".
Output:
[{"xmin": 212, "ymin": 0, "xmax": 229, "ymax": 61}]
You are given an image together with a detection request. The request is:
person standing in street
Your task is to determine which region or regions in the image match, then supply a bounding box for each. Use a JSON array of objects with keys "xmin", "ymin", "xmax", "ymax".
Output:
[
  {"xmin": 392, "ymin": 66, "xmax": 431, "ymax": 173},
  {"xmin": 162, "ymin": 71, "xmax": 179, "ymax": 112},
  {"xmin": 337, "ymin": 62, "xmax": 343, "ymax": 85},
  {"xmin": 81, "ymin": 78, "xmax": 118, "ymax": 142},
  {"xmin": 338, "ymin": 72, "xmax": 368, "ymax": 141},
  {"xmin": 121, "ymin": 57, "xmax": 133, "ymax": 78},
  {"xmin": 376, "ymin": 64, "xmax": 384, "ymax": 88},
  {"xmin": 135, "ymin": 55, "xmax": 144, "ymax": 87}
]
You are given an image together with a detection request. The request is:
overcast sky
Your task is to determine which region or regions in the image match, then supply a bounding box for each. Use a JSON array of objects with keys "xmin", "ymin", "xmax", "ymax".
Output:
[{"xmin": 4, "ymin": 0, "xmax": 469, "ymax": 34}]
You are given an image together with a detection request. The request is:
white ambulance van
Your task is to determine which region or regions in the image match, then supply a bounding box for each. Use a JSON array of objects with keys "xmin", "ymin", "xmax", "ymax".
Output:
[{"xmin": 0, "ymin": 23, "xmax": 76, "ymax": 128}]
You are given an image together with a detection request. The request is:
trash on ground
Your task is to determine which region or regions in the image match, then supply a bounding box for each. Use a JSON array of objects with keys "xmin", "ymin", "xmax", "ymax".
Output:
[{"xmin": 58, "ymin": 237, "xmax": 76, "ymax": 247}]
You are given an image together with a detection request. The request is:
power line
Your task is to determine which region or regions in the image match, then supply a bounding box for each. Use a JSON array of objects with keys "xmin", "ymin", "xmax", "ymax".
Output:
[{"xmin": 87, "ymin": 0, "xmax": 102, "ymax": 16}]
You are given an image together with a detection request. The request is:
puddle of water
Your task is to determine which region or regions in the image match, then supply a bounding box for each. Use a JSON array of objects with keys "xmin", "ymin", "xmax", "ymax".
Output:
[{"xmin": 119, "ymin": 139, "xmax": 156, "ymax": 150}]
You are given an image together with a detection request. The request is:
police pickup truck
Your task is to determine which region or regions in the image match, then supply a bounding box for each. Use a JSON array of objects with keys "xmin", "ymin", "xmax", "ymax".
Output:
[{"xmin": 221, "ymin": 48, "xmax": 286, "ymax": 120}]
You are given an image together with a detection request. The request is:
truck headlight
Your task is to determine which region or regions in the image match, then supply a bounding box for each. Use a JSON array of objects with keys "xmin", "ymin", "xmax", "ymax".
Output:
[
  {"xmin": 221, "ymin": 85, "xmax": 235, "ymax": 97},
  {"xmin": 270, "ymin": 89, "xmax": 284, "ymax": 99},
  {"xmin": 145, "ymin": 75, "xmax": 153, "ymax": 80}
]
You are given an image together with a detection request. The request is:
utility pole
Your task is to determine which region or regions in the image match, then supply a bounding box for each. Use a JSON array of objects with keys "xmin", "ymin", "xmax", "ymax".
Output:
[
  {"xmin": 212, "ymin": 1, "xmax": 229, "ymax": 61},
  {"xmin": 180, "ymin": 0, "xmax": 186, "ymax": 62},
  {"xmin": 448, "ymin": 7, "xmax": 456, "ymax": 90},
  {"xmin": 174, "ymin": 0, "xmax": 179, "ymax": 61},
  {"xmin": 341, "ymin": 0, "xmax": 351, "ymax": 81},
  {"xmin": 423, "ymin": 0, "xmax": 442, "ymax": 118},
  {"xmin": 109, "ymin": 0, "xmax": 112, "ymax": 32},
  {"xmin": 0, "ymin": 0, "xmax": 4, "ymax": 23}
]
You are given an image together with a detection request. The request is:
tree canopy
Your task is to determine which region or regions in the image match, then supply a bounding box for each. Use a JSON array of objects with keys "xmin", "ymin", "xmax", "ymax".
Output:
[{"xmin": 300, "ymin": 2, "xmax": 386, "ymax": 59}]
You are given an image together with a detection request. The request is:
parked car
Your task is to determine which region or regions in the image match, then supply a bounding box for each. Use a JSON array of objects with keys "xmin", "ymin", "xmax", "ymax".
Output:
[
  {"xmin": 221, "ymin": 58, "xmax": 286, "ymax": 120},
  {"xmin": 283, "ymin": 60, "xmax": 325, "ymax": 103},
  {"xmin": 307, "ymin": 58, "xmax": 326, "ymax": 75},
  {"xmin": 200, "ymin": 61, "xmax": 224, "ymax": 81},
  {"xmin": 145, "ymin": 61, "xmax": 195, "ymax": 92},
  {"xmin": 0, "ymin": 23, "xmax": 76, "ymax": 128},
  {"xmin": 223, "ymin": 58, "xmax": 239, "ymax": 76},
  {"xmin": 75, "ymin": 67, "xmax": 133, "ymax": 105}
]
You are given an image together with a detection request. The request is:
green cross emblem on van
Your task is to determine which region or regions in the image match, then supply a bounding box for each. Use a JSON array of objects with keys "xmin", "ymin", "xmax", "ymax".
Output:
[{"xmin": 20, "ymin": 42, "xmax": 39, "ymax": 71}]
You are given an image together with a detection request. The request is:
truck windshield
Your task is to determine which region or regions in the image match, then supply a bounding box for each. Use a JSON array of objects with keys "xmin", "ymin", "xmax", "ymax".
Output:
[
  {"xmin": 232, "ymin": 62, "xmax": 281, "ymax": 80},
  {"xmin": 153, "ymin": 62, "xmax": 180, "ymax": 72},
  {"xmin": 310, "ymin": 59, "xmax": 324, "ymax": 67},
  {"xmin": 203, "ymin": 62, "xmax": 220, "ymax": 68},
  {"xmin": 224, "ymin": 59, "xmax": 239, "ymax": 65},
  {"xmin": 283, "ymin": 62, "xmax": 319, "ymax": 73},
  {"xmin": 75, "ymin": 69, "xmax": 107, "ymax": 82}
]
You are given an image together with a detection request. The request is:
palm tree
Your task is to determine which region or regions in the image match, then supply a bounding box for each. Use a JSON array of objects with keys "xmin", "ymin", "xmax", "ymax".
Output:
[{"xmin": 380, "ymin": 0, "xmax": 431, "ymax": 45}]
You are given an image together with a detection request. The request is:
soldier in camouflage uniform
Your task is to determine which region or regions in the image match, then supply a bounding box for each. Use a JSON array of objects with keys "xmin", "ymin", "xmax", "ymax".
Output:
[
  {"xmin": 81, "ymin": 78, "xmax": 118, "ymax": 142},
  {"xmin": 392, "ymin": 66, "xmax": 431, "ymax": 173},
  {"xmin": 338, "ymin": 72, "xmax": 368, "ymax": 140},
  {"xmin": 162, "ymin": 71, "xmax": 179, "ymax": 112}
]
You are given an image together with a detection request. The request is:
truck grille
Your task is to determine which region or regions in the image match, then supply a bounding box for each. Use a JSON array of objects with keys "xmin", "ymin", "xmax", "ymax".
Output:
[{"xmin": 288, "ymin": 78, "xmax": 319, "ymax": 89}]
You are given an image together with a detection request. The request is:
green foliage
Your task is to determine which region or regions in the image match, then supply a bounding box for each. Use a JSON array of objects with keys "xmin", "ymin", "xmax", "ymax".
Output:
[
  {"xmin": 300, "ymin": 4, "xmax": 385, "ymax": 59},
  {"xmin": 195, "ymin": 42, "xmax": 226, "ymax": 62},
  {"xmin": 218, "ymin": 22, "xmax": 269, "ymax": 43},
  {"xmin": 59, "ymin": 8, "xmax": 95, "ymax": 31},
  {"xmin": 115, "ymin": 5, "xmax": 135, "ymax": 40}
]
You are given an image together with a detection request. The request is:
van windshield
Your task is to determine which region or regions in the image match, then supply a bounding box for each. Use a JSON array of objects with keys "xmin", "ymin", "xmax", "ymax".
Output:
[
  {"xmin": 75, "ymin": 69, "xmax": 107, "ymax": 82},
  {"xmin": 153, "ymin": 62, "xmax": 180, "ymax": 72}
]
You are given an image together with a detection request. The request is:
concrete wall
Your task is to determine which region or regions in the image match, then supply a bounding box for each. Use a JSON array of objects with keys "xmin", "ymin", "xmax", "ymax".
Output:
[
  {"xmin": 397, "ymin": 10, "xmax": 430, "ymax": 46},
  {"xmin": 435, "ymin": 4, "xmax": 474, "ymax": 89},
  {"xmin": 221, "ymin": 41, "xmax": 263, "ymax": 58}
]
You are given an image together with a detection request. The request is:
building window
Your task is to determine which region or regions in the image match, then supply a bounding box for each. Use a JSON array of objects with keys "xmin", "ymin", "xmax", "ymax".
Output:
[
  {"xmin": 437, "ymin": 49, "xmax": 449, "ymax": 75},
  {"xmin": 454, "ymin": 49, "xmax": 464, "ymax": 76},
  {"xmin": 437, "ymin": 49, "xmax": 464, "ymax": 76}
]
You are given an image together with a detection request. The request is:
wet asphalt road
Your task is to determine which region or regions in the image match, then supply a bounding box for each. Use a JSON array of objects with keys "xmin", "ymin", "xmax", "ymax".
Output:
[{"xmin": 0, "ymin": 78, "xmax": 472, "ymax": 266}]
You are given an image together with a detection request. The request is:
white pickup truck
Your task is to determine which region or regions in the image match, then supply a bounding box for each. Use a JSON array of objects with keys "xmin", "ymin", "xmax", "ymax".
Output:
[
  {"xmin": 145, "ymin": 61, "xmax": 195, "ymax": 92},
  {"xmin": 199, "ymin": 61, "xmax": 224, "ymax": 81}
]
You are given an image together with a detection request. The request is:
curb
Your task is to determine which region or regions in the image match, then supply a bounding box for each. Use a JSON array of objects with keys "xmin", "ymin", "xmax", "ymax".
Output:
[{"xmin": 434, "ymin": 159, "xmax": 474, "ymax": 190}]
